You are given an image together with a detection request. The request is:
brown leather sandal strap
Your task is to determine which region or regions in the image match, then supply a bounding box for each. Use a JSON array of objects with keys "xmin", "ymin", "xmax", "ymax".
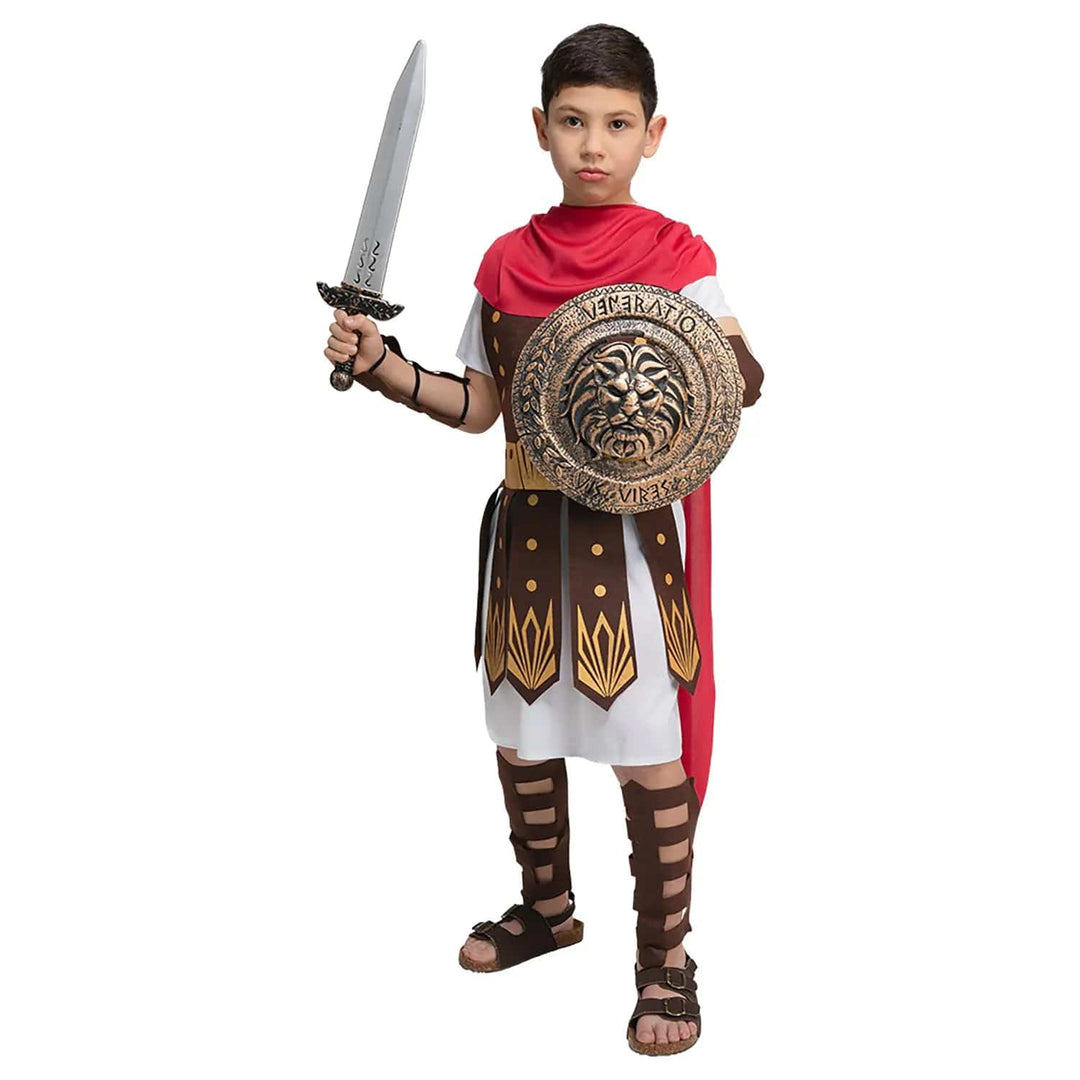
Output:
[
  {"xmin": 634, "ymin": 911, "xmax": 693, "ymax": 953},
  {"xmin": 495, "ymin": 751, "xmax": 574, "ymax": 904},
  {"xmin": 495, "ymin": 755, "xmax": 568, "ymax": 785},
  {"xmin": 468, "ymin": 903, "xmax": 561, "ymax": 970},
  {"xmin": 496, "ymin": 895, "xmax": 576, "ymax": 929},
  {"xmin": 629, "ymin": 963, "xmax": 701, "ymax": 1034},
  {"xmin": 634, "ymin": 965, "xmax": 699, "ymax": 992},
  {"xmin": 625, "ymin": 817, "xmax": 694, "ymax": 847},
  {"xmin": 620, "ymin": 778, "xmax": 695, "ymax": 811},
  {"xmin": 538, "ymin": 888, "xmax": 577, "ymax": 927},
  {"xmin": 629, "ymin": 996, "xmax": 701, "ymax": 1022},
  {"xmin": 621, "ymin": 776, "xmax": 701, "ymax": 969},
  {"xmin": 629, "ymin": 850, "xmax": 693, "ymax": 881},
  {"xmin": 508, "ymin": 828, "xmax": 572, "ymax": 901},
  {"xmin": 632, "ymin": 987, "xmax": 700, "ymax": 1013},
  {"xmin": 497, "ymin": 759, "xmax": 569, "ymax": 828},
  {"xmin": 514, "ymin": 790, "xmax": 563, "ymax": 812},
  {"xmin": 633, "ymin": 875, "xmax": 692, "ymax": 916}
]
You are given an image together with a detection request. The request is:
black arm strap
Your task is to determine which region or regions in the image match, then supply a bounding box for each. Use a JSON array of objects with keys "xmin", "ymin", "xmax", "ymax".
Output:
[{"xmin": 380, "ymin": 334, "xmax": 471, "ymax": 428}]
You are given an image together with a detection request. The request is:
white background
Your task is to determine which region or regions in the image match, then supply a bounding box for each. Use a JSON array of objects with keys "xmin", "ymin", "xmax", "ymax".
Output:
[{"xmin": 2, "ymin": 1, "xmax": 1077, "ymax": 1076}]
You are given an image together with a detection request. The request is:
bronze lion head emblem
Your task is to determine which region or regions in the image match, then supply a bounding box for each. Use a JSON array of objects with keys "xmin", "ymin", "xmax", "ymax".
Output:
[{"xmin": 557, "ymin": 338, "xmax": 688, "ymax": 464}]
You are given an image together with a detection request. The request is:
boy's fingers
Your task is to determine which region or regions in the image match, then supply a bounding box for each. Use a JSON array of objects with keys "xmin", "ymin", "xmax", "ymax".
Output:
[
  {"xmin": 325, "ymin": 345, "xmax": 352, "ymax": 365},
  {"xmin": 329, "ymin": 322, "xmax": 358, "ymax": 345},
  {"xmin": 331, "ymin": 305, "xmax": 380, "ymax": 331},
  {"xmin": 326, "ymin": 331, "xmax": 356, "ymax": 354},
  {"xmin": 344, "ymin": 313, "xmax": 376, "ymax": 334}
]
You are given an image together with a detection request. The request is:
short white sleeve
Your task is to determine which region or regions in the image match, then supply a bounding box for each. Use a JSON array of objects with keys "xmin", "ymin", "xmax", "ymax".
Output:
[
  {"xmin": 679, "ymin": 275, "xmax": 734, "ymax": 319},
  {"xmin": 455, "ymin": 290, "xmax": 492, "ymax": 377}
]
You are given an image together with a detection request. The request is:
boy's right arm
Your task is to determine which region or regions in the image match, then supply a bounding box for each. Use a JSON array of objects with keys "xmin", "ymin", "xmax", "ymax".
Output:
[{"xmin": 325, "ymin": 309, "xmax": 501, "ymax": 433}]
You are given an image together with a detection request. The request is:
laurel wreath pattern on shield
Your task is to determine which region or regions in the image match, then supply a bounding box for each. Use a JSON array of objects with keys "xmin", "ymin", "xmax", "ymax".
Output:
[{"xmin": 511, "ymin": 282, "xmax": 743, "ymax": 514}]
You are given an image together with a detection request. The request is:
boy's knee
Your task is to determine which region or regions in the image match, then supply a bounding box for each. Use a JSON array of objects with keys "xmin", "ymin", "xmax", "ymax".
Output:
[
  {"xmin": 613, "ymin": 758, "xmax": 685, "ymax": 789},
  {"xmin": 498, "ymin": 745, "xmax": 549, "ymax": 767}
]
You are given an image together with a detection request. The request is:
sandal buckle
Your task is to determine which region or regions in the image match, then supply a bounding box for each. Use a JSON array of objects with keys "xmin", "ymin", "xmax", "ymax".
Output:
[
  {"xmin": 662, "ymin": 997, "xmax": 688, "ymax": 1017},
  {"xmin": 472, "ymin": 920, "xmax": 494, "ymax": 933},
  {"xmin": 665, "ymin": 968, "xmax": 687, "ymax": 989}
]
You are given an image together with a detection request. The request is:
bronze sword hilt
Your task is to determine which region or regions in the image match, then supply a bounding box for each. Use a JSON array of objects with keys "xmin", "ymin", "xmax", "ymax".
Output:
[{"xmin": 316, "ymin": 281, "xmax": 405, "ymax": 391}]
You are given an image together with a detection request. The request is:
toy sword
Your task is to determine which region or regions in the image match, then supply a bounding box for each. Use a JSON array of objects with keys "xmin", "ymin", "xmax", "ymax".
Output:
[{"xmin": 317, "ymin": 39, "xmax": 426, "ymax": 391}]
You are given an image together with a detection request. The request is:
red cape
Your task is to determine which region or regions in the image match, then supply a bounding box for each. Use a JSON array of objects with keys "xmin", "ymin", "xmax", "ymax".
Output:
[{"xmin": 475, "ymin": 203, "xmax": 718, "ymax": 805}]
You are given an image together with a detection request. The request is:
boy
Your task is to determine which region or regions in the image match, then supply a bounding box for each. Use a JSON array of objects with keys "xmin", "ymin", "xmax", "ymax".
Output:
[{"xmin": 323, "ymin": 24, "xmax": 763, "ymax": 1055}]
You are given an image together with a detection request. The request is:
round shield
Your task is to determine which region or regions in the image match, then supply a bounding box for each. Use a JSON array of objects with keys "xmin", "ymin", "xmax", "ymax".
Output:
[{"xmin": 511, "ymin": 282, "xmax": 743, "ymax": 514}]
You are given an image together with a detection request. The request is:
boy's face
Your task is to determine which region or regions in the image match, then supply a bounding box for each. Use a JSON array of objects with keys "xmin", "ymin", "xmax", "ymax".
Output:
[{"xmin": 532, "ymin": 84, "xmax": 666, "ymax": 206}]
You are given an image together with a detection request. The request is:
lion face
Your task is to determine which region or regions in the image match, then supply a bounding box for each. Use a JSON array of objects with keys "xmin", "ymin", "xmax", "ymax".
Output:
[{"xmin": 557, "ymin": 338, "xmax": 688, "ymax": 463}]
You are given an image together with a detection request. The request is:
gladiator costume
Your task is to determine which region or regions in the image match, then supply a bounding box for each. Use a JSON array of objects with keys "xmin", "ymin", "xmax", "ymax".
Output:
[
  {"xmin": 349, "ymin": 199, "xmax": 763, "ymax": 1054},
  {"xmin": 454, "ymin": 202, "xmax": 763, "ymax": 797}
]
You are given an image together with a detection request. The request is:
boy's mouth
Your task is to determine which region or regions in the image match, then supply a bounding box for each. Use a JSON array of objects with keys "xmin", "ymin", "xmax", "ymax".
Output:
[{"xmin": 577, "ymin": 169, "xmax": 608, "ymax": 181}]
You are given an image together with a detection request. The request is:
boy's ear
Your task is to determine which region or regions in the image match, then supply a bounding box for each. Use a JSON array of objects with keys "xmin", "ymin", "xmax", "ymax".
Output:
[
  {"xmin": 643, "ymin": 113, "xmax": 667, "ymax": 159},
  {"xmin": 532, "ymin": 106, "xmax": 550, "ymax": 150}
]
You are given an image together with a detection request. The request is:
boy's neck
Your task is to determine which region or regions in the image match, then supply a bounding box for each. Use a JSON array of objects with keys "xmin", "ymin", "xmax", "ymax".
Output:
[{"xmin": 559, "ymin": 186, "xmax": 638, "ymax": 208}]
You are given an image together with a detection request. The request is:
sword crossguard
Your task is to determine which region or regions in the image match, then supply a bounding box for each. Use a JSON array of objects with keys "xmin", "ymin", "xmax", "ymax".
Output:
[{"xmin": 317, "ymin": 281, "xmax": 405, "ymax": 391}]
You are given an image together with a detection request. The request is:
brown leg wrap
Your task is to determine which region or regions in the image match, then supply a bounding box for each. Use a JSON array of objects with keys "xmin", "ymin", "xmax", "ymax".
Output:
[
  {"xmin": 495, "ymin": 750, "xmax": 574, "ymax": 906},
  {"xmin": 621, "ymin": 775, "xmax": 701, "ymax": 969}
]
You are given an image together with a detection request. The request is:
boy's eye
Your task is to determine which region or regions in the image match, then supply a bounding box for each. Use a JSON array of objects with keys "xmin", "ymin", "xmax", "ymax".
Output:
[{"xmin": 562, "ymin": 117, "xmax": 630, "ymax": 130}]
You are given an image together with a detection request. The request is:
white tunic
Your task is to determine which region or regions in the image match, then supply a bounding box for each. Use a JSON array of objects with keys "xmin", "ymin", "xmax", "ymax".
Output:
[{"xmin": 454, "ymin": 276, "xmax": 734, "ymax": 766}]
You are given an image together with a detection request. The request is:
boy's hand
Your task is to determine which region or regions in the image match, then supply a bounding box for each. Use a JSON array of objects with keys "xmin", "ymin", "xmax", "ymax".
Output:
[{"xmin": 325, "ymin": 309, "xmax": 385, "ymax": 375}]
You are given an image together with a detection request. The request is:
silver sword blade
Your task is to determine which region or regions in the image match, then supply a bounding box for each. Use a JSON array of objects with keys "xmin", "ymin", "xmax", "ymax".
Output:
[{"xmin": 344, "ymin": 39, "xmax": 426, "ymax": 294}]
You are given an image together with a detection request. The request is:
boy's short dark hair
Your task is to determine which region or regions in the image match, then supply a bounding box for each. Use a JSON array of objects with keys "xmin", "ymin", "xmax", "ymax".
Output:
[{"xmin": 541, "ymin": 24, "xmax": 657, "ymax": 126}]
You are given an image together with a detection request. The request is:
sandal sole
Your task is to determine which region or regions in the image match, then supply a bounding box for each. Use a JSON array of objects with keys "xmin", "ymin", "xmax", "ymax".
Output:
[{"xmin": 457, "ymin": 918, "xmax": 584, "ymax": 973}]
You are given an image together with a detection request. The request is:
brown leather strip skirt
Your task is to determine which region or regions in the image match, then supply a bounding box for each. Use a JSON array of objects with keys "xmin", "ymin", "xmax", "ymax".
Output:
[{"xmin": 474, "ymin": 452, "xmax": 703, "ymax": 711}]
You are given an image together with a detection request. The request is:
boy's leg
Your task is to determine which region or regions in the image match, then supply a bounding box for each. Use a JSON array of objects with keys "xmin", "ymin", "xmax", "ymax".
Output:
[
  {"xmin": 460, "ymin": 745, "xmax": 575, "ymax": 966},
  {"xmin": 613, "ymin": 759, "xmax": 701, "ymax": 1049}
]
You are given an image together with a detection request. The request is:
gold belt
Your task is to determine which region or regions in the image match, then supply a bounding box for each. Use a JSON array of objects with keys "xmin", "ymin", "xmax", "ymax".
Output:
[{"xmin": 504, "ymin": 440, "xmax": 556, "ymax": 491}]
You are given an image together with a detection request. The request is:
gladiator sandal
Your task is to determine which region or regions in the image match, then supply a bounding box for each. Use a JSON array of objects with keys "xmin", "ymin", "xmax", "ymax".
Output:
[
  {"xmin": 621, "ymin": 775, "xmax": 703, "ymax": 1055},
  {"xmin": 458, "ymin": 751, "xmax": 584, "ymax": 972}
]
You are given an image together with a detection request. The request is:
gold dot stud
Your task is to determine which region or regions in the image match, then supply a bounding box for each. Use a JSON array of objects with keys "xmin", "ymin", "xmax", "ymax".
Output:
[
  {"xmin": 492, "ymin": 310, "xmax": 501, "ymax": 323},
  {"xmin": 664, "ymin": 572, "xmax": 673, "ymax": 586},
  {"xmin": 526, "ymin": 538, "xmax": 538, "ymax": 551},
  {"xmin": 526, "ymin": 579, "xmax": 537, "ymax": 592},
  {"xmin": 591, "ymin": 543, "xmax": 604, "ymax": 556},
  {"xmin": 527, "ymin": 494, "xmax": 539, "ymax": 506},
  {"xmin": 594, "ymin": 583, "xmax": 607, "ymax": 598},
  {"xmin": 656, "ymin": 532, "xmax": 666, "ymax": 545}
]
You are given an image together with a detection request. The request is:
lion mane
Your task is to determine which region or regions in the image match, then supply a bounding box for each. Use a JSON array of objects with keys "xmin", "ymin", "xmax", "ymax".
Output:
[{"xmin": 557, "ymin": 339, "xmax": 687, "ymax": 464}]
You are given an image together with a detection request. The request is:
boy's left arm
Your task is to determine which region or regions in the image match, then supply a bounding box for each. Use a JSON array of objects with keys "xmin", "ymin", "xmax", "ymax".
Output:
[
  {"xmin": 717, "ymin": 316, "xmax": 763, "ymax": 407},
  {"xmin": 679, "ymin": 250, "xmax": 763, "ymax": 407}
]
